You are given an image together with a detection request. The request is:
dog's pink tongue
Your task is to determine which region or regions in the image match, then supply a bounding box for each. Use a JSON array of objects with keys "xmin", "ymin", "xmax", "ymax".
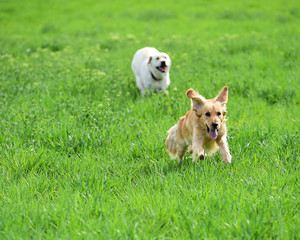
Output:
[
  {"xmin": 159, "ymin": 66, "xmax": 166, "ymax": 72},
  {"xmin": 209, "ymin": 129, "xmax": 218, "ymax": 139}
]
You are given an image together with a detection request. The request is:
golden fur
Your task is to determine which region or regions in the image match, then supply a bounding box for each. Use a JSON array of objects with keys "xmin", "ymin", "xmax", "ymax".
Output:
[{"xmin": 165, "ymin": 86, "xmax": 232, "ymax": 164}]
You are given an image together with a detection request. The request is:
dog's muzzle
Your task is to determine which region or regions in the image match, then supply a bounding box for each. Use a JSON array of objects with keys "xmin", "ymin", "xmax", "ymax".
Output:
[
  {"xmin": 157, "ymin": 61, "xmax": 167, "ymax": 73},
  {"xmin": 206, "ymin": 123, "xmax": 218, "ymax": 139}
]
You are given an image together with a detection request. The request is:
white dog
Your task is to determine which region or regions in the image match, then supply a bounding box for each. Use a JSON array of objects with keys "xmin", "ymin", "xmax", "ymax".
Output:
[{"xmin": 131, "ymin": 47, "xmax": 171, "ymax": 96}]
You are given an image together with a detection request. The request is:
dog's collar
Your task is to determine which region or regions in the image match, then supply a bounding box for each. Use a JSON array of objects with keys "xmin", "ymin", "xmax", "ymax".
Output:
[{"xmin": 150, "ymin": 71, "xmax": 162, "ymax": 81}]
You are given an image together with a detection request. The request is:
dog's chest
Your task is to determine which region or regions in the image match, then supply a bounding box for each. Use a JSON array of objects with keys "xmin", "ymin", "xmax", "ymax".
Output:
[
  {"xmin": 146, "ymin": 78, "xmax": 166, "ymax": 90},
  {"xmin": 203, "ymin": 138, "xmax": 219, "ymax": 155}
]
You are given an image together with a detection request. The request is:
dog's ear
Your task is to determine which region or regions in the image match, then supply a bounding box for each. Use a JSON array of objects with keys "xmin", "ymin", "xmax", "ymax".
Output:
[
  {"xmin": 215, "ymin": 86, "xmax": 228, "ymax": 104},
  {"xmin": 186, "ymin": 88, "xmax": 206, "ymax": 112},
  {"xmin": 148, "ymin": 56, "xmax": 152, "ymax": 64}
]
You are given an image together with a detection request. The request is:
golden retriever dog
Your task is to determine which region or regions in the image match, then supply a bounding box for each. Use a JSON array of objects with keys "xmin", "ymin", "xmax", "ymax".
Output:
[{"xmin": 165, "ymin": 86, "xmax": 231, "ymax": 164}]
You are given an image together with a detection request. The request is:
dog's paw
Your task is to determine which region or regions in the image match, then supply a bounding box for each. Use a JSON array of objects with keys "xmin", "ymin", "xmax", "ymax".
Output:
[
  {"xmin": 192, "ymin": 150, "xmax": 205, "ymax": 162},
  {"xmin": 222, "ymin": 154, "xmax": 232, "ymax": 164},
  {"xmin": 197, "ymin": 151, "xmax": 205, "ymax": 161},
  {"xmin": 188, "ymin": 145, "xmax": 193, "ymax": 154}
]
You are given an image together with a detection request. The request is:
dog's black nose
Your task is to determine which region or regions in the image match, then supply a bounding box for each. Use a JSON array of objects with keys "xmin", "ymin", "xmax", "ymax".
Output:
[
  {"xmin": 212, "ymin": 122, "xmax": 218, "ymax": 129},
  {"xmin": 161, "ymin": 61, "xmax": 166, "ymax": 66}
]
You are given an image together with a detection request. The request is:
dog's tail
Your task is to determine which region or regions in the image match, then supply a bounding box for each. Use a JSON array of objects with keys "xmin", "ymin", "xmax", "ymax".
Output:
[{"xmin": 165, "ymin": 124, "xmax": 178, "ymax": 158}]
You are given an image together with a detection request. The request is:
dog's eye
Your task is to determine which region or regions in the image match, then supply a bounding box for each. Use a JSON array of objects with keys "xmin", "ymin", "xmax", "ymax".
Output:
[
  {"xmin": 156, "ymin": 57, "xmax": 159, "ymax": 60},
  {"xmin": 205, "ymin": 112, "xmax": 210, "ymax": 117},
  {"xmin": 217, "ymin": 112, "xmax": 221, "ymax": 116}
]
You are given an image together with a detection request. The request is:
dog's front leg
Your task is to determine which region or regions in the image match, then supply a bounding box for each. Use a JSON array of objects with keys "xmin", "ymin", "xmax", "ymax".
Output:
[
  {"xmin": 192, "ymin": 132, "xmax": 205, "ymax": 162},
  {"xmin": 140, "ymin": 88, "xmax": 146, "ymax": 96},
  {"xmin": 177, "ymin": 145, "xmax": 187, "ymax": 164},
  {"xmin": 217, "ymin": 135, "xmax": 231, "ymax": 164}
]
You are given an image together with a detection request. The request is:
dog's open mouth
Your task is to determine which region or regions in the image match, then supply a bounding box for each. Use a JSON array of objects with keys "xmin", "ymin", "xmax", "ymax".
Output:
[
  {"xmin": 157, "ymin": 66, "xmax": 167, "ymax": 73},
  {"xmin": 206, "ymin": 124, "xmax": 218, "ymax": 139}
]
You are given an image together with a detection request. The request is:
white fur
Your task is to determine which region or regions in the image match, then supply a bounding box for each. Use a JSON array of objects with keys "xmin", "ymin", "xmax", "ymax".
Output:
[{"xmin": 131, "ymin": 47, "xmax": 171, "ymax": 96}]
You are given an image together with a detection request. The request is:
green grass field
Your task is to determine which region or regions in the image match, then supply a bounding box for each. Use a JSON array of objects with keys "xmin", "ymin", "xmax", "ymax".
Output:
[{"xmin": 1, "ymin": 0, "xmax": 299, "ymax": 239}]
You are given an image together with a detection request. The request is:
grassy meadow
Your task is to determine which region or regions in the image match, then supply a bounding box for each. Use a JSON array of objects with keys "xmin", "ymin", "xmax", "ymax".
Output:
[{"xmin": 0, "ymin": 0, "xmax": 299, "ymax": 239}]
